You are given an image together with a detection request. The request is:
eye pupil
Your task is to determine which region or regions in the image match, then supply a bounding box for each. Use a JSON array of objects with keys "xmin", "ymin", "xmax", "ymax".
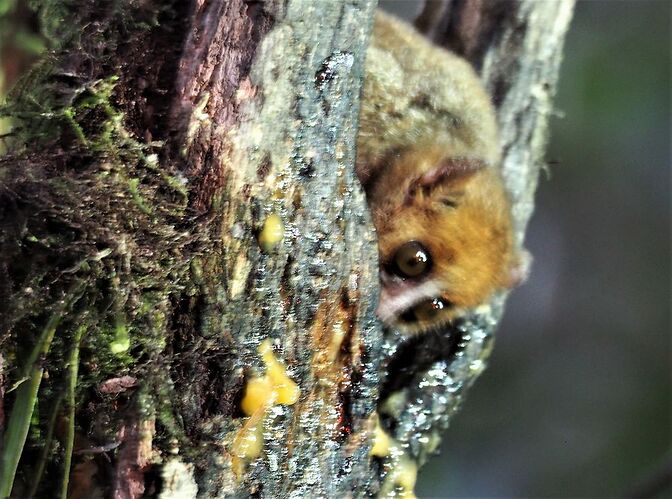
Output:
[{"xmin": 393, "ymin": 241, "xmax": 431, "ymax": 278}]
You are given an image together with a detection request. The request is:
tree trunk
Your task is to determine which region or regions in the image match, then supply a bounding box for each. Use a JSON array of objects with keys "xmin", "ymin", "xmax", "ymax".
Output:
[{"xmin": 0, "ymin": 1, "xmax": 573, "ymax": 497}]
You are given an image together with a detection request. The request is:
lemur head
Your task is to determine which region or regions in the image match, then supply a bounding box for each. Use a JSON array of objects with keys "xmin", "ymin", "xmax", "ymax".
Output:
[{"xmin": 367, "ymin": 147, "xmax": 522, "ymax": 332}]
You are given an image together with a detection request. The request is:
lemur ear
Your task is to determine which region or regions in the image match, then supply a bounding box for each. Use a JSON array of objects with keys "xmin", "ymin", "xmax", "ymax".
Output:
[
  {"xmin": 406, "ymin": 157, "xmax": 486, "ymax": 202},
  {"xmin": 506, "ymin": 249, "xmax": 533, "ymax": 289},
  {"xmin": 427, "ymin": 157, "xmax": 486, "ymax": 184}
]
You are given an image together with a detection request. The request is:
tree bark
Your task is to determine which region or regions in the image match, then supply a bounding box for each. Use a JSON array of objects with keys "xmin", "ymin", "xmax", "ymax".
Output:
[{"xmin": 0, "ymin": 0, "xmax": 573, "ymax": 497}]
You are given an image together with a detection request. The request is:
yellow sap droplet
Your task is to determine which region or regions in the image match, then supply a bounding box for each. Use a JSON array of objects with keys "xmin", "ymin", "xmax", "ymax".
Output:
[
  {"xmin": 240, "ymin": 377, "xmax": 274, "ymax": 417},
  {"xmin": 235, "ymin": 419, "xmax": 264, "ymax": 459},
  {"xmin": 370, "ymin": 415, "xmax": 392, "ymax": 457},
  {"xmin": 395, "ymin": 456, "xmax": 418, "ymax": 499},
  {"xmin": 231, "ymin": 418, "xmax": 264, "ymax": 478},
  {"xmin": 234, "ymin": 339, "xmax": 300, "ymax": 478},
  {"xmin": 372, "ymin": 410, "xmax": 419, "ymax": 499},
  {"xmin": 258, "ymin": 213, "xmax": 284, "ymax": 252},
  {"xmin": 259, "ymin": 340, "xmax": 299, "ymax": 405}
]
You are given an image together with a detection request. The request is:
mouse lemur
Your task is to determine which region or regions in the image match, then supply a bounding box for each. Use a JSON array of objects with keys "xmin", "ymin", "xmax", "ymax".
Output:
[{"xmin": 356, "ymin": 11, "xmax": 523, "ymax": 334}]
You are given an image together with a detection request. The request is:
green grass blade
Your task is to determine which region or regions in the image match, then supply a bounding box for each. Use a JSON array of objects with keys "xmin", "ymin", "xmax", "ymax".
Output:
[
  {"xmin": 0, "ymin": 365, "xmax": 45, "ymax": 498},
  {"xmin": 0, "ymin": 311, "xmax": 62, "ymax": 498},
  {"xmin": 60, "ymin": 324, "xmax": 85, "ymax": 499},
  {"xmin": 0, "ymin": 281, "xmax": 84, "ymax": 498}
]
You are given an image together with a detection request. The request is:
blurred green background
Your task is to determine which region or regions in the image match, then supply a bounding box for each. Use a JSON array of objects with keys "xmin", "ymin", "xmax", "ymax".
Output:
[{"xmin": 378, "ymin": 1, "xmax": 671, "ymax": 497}]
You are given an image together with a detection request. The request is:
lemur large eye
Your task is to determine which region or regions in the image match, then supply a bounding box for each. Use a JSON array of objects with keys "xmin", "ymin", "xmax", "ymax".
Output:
[
  {"xmin": 414, "ymin": 298, "xmax": 447, "ymax": 322},
  {"xmin": 400, "ymin": 298, "xmax": 449, "ymax": 323},
  {"xmin": 392, "ymin": 241, "xmax": 431, "ymax": 278}
]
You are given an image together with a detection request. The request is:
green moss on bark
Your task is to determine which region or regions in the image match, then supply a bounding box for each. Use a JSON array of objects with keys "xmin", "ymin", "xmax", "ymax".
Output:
[{"xmin": 0, "ymin": 1, "xmax": 215, "ymax": 495}]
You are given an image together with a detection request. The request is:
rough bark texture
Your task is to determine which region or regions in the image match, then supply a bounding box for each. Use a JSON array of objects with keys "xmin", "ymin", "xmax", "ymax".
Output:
[{"xmin": 0, "ymin": 0, "xmax": 573, "ymax": 497}]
